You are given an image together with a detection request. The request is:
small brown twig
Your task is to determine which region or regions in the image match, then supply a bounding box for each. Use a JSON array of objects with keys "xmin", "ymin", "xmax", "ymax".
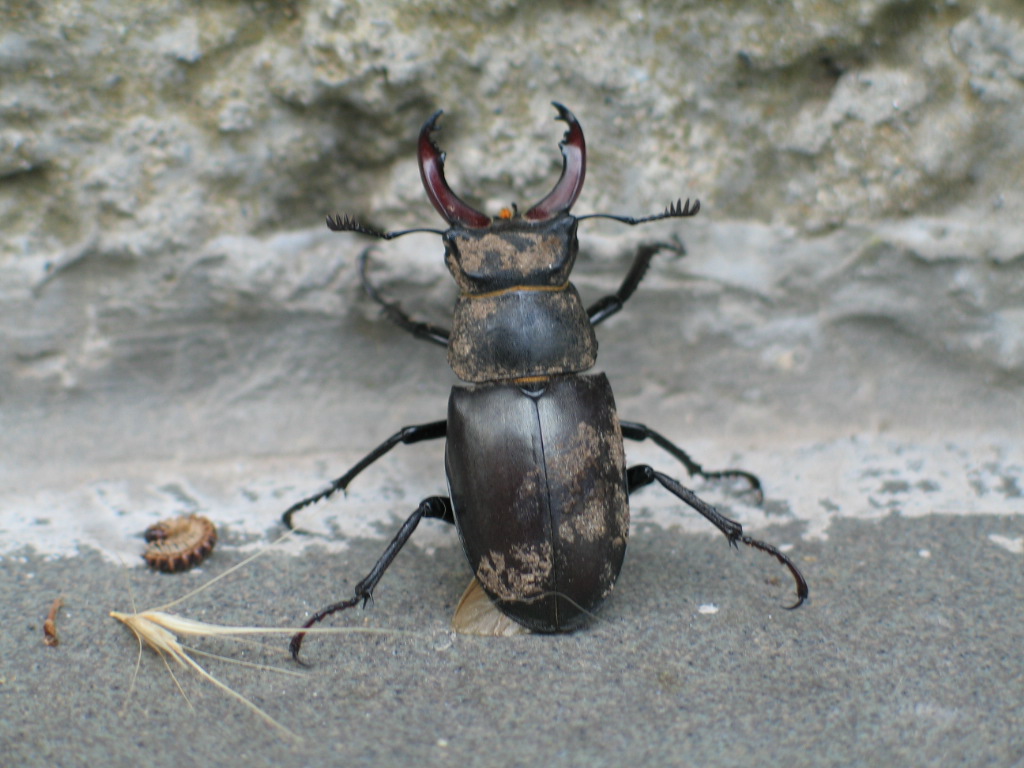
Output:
[{"xmin": 43, "ymin": 596, "xmax": 64, "ymax": 647}]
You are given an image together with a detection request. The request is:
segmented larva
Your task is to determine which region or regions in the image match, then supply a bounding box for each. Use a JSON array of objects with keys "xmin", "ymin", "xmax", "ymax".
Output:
[{"xmin": 143, "ymin": 514, "xmax": 217, "ymax": 573}]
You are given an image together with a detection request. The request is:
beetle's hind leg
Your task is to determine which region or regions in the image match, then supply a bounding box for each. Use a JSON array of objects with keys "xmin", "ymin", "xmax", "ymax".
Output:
[
  {"xmin": 620, "ymin": 421, "xmax": 762, "ymax": 502},
  {"xmin": 289, "ymin": 495, "xmax": 455, "ymax": 663},
  {"xmin": 359, "ymin": 247, "xmax": 450, "ymax": 347},
  {"xmin": 587, "ymin": 239, "xmax": 685, "ymax": 326},
  {"xmin": 625, "ymin": 465, "xmax": 808, "ymax": 609}
]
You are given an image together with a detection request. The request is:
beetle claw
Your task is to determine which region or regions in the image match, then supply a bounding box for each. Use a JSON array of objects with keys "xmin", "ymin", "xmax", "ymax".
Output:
[
  {"xmin": 784, "ymin": 594, "xmax": 809, "ymax": 610},
  {"xmin": 738, "ymin": 534, "xmax": 810, "ymax": 609}
]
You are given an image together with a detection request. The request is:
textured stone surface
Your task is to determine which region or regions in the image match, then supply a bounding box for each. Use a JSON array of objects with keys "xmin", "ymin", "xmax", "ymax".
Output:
[{"xmin": 3, "ymin": 1, "xmax": 1021, "ymax": 464}]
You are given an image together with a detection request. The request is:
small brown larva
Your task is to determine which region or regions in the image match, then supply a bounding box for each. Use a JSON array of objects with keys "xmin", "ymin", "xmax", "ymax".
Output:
[{"xmin": 143, "ymin": 514, "xmax": 217, "ymax": 573}]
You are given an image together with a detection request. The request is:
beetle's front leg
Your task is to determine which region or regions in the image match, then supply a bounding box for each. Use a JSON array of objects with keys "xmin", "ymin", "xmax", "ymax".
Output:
[
  {"xmin": 620, "ymin": 420, "xmax": 762, "ymax": 502},
  {"xmin": 289, "ymin": 495, "xmax": 455, "ymax": 663},
  {"xmin": 587, "ymin": 239, "xmax": 685, "ymax": 326},
  {"xmin": 625, "ymin": 465, "xmax": 808, "ymax": 609},
  {"xmin": 359, "ymin": 247, "xmax": 451, "ymax": 347}
]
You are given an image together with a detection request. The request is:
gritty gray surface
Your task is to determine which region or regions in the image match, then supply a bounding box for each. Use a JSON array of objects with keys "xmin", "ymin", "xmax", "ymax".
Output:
[
  {"xmin": 3, "ymin": 513, "xmax": 1024, "ymax": 767},
  {"xmin": 2, "ymin": 1, "xmax": 1024, "ymax": 766}
]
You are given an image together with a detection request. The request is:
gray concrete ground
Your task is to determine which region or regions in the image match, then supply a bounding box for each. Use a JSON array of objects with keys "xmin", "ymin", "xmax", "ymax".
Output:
[{"xmin": 3, "ymin": 485, "xmax": 1023, "ymax": 767}]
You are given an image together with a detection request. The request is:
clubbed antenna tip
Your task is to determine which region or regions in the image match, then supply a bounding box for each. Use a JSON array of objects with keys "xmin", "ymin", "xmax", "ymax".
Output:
[
  {"xmin": 325, "ymin": 214, "xmax": 445, "ymax": 241},
  {"xmin": 664, "ymin": 197, "xmax": 700, "ymax": 217},
  {"xmin": 576, "ymin": 196, "xmax": 701, "ymax": 227},
  {"xmin": 326, "ymin": 214, "xmax": 389, "ymax": 239}
]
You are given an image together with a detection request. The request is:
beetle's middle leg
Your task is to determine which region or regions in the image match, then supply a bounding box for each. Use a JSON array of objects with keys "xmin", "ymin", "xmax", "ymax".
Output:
[
  {"xmin": 620, "ymin": 420, "xmax": 762, "ymax": 502},
  {"xmin": 625, "ymin": 465, "xmax": 808, "ymax": 609},
  {"xmin": 289, "ymin": 495, "xmax": 455, "ymax": 662},
  {"xmin": 359, "ymin": 247, "xmax": 450, "ymax": 347},
  {"xmin": 587, "ymin": 239, "xmax": 685, "ymax": 326},
  {"xmin": 281, "ymin": 420, "xmax": 447, "ymax": 529}
]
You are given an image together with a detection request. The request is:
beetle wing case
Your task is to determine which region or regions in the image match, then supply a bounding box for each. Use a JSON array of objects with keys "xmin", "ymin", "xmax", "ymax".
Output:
[{"xmin": 445, "ymin": 373, "xmax": 629, "ymax": 631}]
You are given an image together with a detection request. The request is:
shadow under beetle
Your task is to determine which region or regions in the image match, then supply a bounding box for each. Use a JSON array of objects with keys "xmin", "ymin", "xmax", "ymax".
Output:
[{"xmin": 286, "ymin": 103, "xmax": 808, "ymax": 660}]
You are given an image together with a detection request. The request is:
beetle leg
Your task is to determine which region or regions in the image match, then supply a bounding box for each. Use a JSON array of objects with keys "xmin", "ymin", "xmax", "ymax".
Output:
[
  {"xmin": 625, "ymin": 465, "xmax": 808, "ymax": 609},
  {"xmin": 359, "ymin": 247, "xmax": 450, "ymax": 347},
  {"xmin": 619, "ymin": 421, "xmax": 762, "ymax": 502},
  {"xmin": 290, "ymin": 495, "xmax": 455, "ymax": 663},
  {"xmin": 587, "ymin": 239, "xmax": 686, "ymax": 326},
  {"xmin": 281, "ymin": 420, "xmax": 447, "ymax": 529}
]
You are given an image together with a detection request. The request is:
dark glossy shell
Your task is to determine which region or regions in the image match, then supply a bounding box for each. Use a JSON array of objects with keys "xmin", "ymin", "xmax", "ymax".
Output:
[{"xmin": 445, "ymin": 373, "xmax": 628, "ymax": 631}]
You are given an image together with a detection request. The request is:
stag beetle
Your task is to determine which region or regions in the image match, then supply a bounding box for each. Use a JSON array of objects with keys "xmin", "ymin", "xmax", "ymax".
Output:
[{"xmin": 286, "ymin": 103, "xmax": 807, "ymax": 659}]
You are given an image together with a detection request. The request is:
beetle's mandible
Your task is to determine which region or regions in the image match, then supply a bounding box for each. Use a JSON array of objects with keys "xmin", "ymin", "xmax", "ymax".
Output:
[{"xmin": 286, "ymin": 103, "xmax": 808, "ymax": 659}]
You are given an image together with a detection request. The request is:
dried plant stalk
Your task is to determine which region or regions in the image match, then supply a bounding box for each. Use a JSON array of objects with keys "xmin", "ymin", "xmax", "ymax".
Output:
[{"xmin": 111, "ymin": 530, "xmax": 406, "ymax": 738}]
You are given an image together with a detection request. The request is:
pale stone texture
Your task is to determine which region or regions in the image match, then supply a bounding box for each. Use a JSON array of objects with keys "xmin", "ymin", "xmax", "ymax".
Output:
[{"xmin": 2, "ymin": 0, "xmax": 1022, "ymax": 552}]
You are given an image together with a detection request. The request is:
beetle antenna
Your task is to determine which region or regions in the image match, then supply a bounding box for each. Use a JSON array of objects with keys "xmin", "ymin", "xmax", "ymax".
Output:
[
  {"xmin": 577, "ymin": 197, "xmax": 701, "ymax": 226},
  {"xmin": 326, "ymin": 213, "xmax": 445, "ymax": 239}
]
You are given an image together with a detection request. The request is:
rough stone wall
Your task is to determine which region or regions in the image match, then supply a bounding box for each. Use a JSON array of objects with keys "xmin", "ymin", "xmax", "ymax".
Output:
[{"xmin": 2, "ymin": 0, "xmax": 1021, "ymax": 483}]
